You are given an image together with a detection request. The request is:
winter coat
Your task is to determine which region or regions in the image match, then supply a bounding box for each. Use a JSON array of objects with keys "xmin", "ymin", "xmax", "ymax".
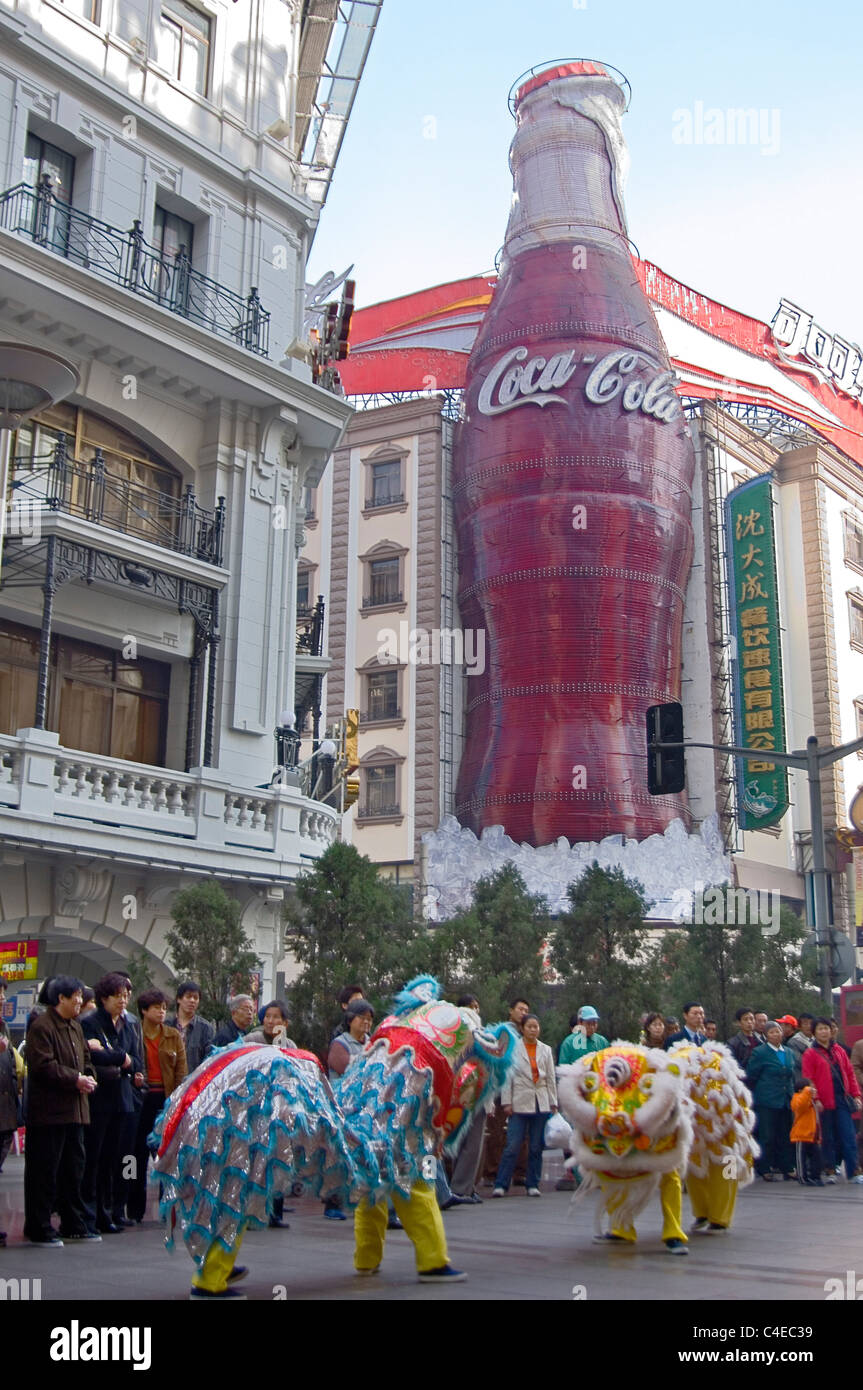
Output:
[
  {"xmin": 502, "ymin": 1038, "xmax": 558, "ymax": 1114},
  {"xmin": 167, "ymin": 1014, "xmax": 215, "ymax": 1072},
  {"xmin": 25, "ymin": 1007, "xmax": 96, "ymax": 1126},
  {"xmin": 81, "ymin": 1005, "xmax": 141, "ymax": 1116},
  {"xmin": 140, "ymin": 1023, "xmax": 187, "ymax": 1096},
  {"xmin": 746, "ymin": 1043, "xmax": 794, "ymax": 1109},
  {"xmin": 802, "ymin": 1042, "xmax": 862, "ymax": 1111},
  {"xmin": 0, "ymin": 1037, "xmax": 20, "ymax": 1131}
]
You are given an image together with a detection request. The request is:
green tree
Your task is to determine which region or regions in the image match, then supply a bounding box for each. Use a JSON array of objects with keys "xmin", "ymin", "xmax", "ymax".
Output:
[
  {"xmin": 661, "ymin": 894, "xmax": 817, "ymax": 1038},
  {"xmin": 424, "ymin": 863, "xmax": 551, "ymax": 1025},
  {"xmin": 123, "ymin": 949, "xmax": 155, "ymax": 1001},
  {"xmin": 165, "ymin": 880, "xmax": 261, "ymax": 1024},
  {"xmin": 285, "ymin": 842, "xmax": 425, "ymax": 1054},
  {"xmin": 550, "ymin": 864, "xmax": 661, "ymax": 1043}
]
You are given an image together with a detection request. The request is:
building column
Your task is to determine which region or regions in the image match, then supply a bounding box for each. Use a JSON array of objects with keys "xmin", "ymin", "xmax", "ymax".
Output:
[
  {"xmin": 34, "ymin": 534, "xmax": 57, "ymax": 729},
  {"xmin": 203, "ymin": 593, "xmax": 220, "ymax": 768},
  {"xmin": 185, "ymin": 634, "xmax": 205, "ymax": 772}
]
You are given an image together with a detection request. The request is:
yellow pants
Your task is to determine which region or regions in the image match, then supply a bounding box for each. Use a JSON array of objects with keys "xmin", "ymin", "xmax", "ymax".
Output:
[
  {"xmin": 354, "ymin": 1181, "xmax": 448, "ymax": 1273},
  {"xmin": 608, "ymin": 1170, "xmax": 687, "ymax": 1243},
  {"xmin": 687, "ymin": 1163, "xmax": 738, "ymax": 1229},
  {"xmin": 193, "ymin": 1228, "xmax": 246, "ymax": 1294}
]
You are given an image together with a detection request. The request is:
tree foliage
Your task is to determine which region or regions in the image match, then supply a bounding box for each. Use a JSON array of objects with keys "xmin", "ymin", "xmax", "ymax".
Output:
[
  {"xmin": 123, "ymin": 949, "xmax": 155, "ymax": 1001},
  {"xmin": 165, "ymin": 880, "xmax": 261, "ymax": 1024},
  {"xmin": 423, "ymin": 863, "xmax": 551, "ymax": 1025},
  {"xmin": 284, "ymin": 842, "xmax": 424, "ymax": 1054},
  {"xmin": 660, "ymin": 895, "xmax": 817, "ymax": 1038},
  {"xmin": 551, "ymin": 863, "xmax": 661, "ymax": 1043}
]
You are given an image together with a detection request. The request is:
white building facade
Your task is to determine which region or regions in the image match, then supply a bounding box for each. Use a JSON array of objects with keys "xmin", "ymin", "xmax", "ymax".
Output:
[{"xmin": 0, "ymin": 0, "xmax": 380, "ymax": 1003}]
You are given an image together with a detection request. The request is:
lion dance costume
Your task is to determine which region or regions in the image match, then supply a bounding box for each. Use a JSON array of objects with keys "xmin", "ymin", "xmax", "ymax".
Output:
[
  {"xmin": 557, "ymin": 1041, "xmax": 757, "ymax": 1250},
  {"xmin": 151, "ymin": 976, "xmax": 515, "ymax": 1294}
]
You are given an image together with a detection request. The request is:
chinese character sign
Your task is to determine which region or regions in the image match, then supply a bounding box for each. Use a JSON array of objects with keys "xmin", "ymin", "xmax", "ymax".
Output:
[
  {"xmin": 725, "ymin": 475, "xmax": 789, "ymax": 830},
  {"xmin": 0, "ymin": 938, "xmax": 39, "ymax": 981}
]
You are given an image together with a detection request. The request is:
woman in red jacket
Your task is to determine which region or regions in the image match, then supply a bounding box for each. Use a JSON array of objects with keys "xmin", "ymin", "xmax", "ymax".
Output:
[{"xmin": 801, "ymin": 1018, "xmax": 863, "ymax": 1183}]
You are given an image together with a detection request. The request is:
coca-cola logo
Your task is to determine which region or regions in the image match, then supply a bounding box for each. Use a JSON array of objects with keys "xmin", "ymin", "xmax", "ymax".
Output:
[{"xmin": 477, "ymin": 345, "xmax": 681, "ymax": 422}]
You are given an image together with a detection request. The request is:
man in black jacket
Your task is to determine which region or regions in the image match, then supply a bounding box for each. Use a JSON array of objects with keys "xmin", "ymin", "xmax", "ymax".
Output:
[
  {"xmin": 168, "ymin": 981, "xmax": 215, "ymax": 1072},
  {"xmin": 727, "ymin": 1007, "xmax": 761, "ymax": 1081},
  {"xmin": 81, "ymin": 972, "xmax": 142, "ymax": 1234},
  {"xmin": 213, "ymin": 995, "xmax": 256, "ymax": 1048},
  {"xmin": 664, "ymin": 1002, "xmax": 707, "ymax": 1049}
]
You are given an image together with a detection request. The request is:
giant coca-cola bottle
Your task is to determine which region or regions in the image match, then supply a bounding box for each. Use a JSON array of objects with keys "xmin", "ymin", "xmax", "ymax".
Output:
[{"xmin": 453, "ymin": 61, "xmax": 695, "ymax": 847}]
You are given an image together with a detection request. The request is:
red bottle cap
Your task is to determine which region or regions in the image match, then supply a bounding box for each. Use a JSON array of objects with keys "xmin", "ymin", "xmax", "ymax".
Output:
[{"xmin": 514, "ymin": 61, "xmax": 609, "ymax": 107}]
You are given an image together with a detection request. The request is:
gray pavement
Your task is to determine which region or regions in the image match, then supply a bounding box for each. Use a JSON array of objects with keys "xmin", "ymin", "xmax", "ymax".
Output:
[{"xmin": 2, "ymin": 1154, "xmax": 862, "ymax": 1302}]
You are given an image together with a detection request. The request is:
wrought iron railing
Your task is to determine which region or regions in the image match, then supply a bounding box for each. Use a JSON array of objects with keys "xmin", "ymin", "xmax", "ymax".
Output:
[
  {"xmin": 9, "ymin": 435, "xmax": 225, "ymax": 564},
  {"xmin": 296, "ymin": 595, "xmax": 325, "ymax": 656},
  {"xmin": 364, "ymin": 492, "xmax": 405, "ymax": 509},
  {"xmin": 0, "ymin": 177, "xmax": 270, "ymax": 356},
  {"xmin": 358, "ymin": 802, "xmax": 401, "ymax": 818},
  {"xmin": 362, "ymin": 590, "xmax": 403, "ymax": 608},
  {"xmin": 359, "ymin": 707, "xmax": 402, "ymax": 723}
]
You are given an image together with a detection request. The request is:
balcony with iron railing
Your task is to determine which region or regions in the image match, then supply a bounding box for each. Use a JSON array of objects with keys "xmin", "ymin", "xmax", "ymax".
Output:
[
  {"xmin": 0, "ymin": 177, "xmax": 271, "ymax": 357},
  {"xmin": 359, "ymin": 707, "xmax": 402, "ymax": 724},
  {"xmin": 296, "ymin": 596, "xmax": 325, "ymax": 657},
  {"xmin": 362, "ymin": 590, "xmax": 403, "ymax": 609},
  {"xmin": 364, "ymin": 492, "xmax": 405, "ymax": 509},
  {"xmin": 357, "ymin": 802, "xmax": 401, "ymax": 820},
  {"xmin": 7, "ymin": 434, "xmax": 225, "ymax": 565}
]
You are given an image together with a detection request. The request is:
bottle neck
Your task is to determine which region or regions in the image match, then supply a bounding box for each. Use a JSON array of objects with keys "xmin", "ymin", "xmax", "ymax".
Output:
[{"xmin": 502, "ymin": 75, "xmax": 630, "ymax": 268}]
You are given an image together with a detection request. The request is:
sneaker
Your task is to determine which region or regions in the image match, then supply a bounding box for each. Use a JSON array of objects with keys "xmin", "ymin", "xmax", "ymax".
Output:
[
  {"xmin": 707, "ymin": 1223, "xmax": 728, "ymax": 1233},
  {"xmin": 824, "ymin": 1174, "xmax": 839, "ymax": 1185},
  {"xmin": 60, "ymin": 1231, "xmax": 103, "ymax": 1242},
  {"xmin": 464, "ymin": 1193, "xmax": 483, "ymax": 1204},
  {"xmin": 526, "ymin": 1187, "xmax": 541, "ymax": 1197},
  {"xmin": 852, "ymin": 1175, "xmax": 863, "ymax": 1185},
  {"xmin": 592, "ymin": 1232, "xmax": 630, "ymax": 1244},
  {"xmin": 417, "ymin": 1265, "xmax": 468, "ymax": 1283},
  {"xmin": 324, "ymin": 1207, "xmax": 347, "ymax": 1221},
  {"xmin": 190, "ymin": 1286, "xmax": 247, "ymax": 1300},
  {"xmin": 268, "ymin": 1217, "xmax": 290, "ymax": 1228},
  {"xmin": 355, "ymin": 1266, "xmax": 380, "ymax": 1277},
  {"xmin": 690, "ymin": 1217, "xmax": 709, "ymax": 1233},
  {"xmin": 29, "ymin": 1235, "xmax": 64, "ymax": 1248},
  {"xmin": 226, "ymin": 1266, "xmax": 248, "ymax": 1284},
  {"xmin": 387, "ymin": 1215, "xmax": 403, "ymax": 1230},
  {"xmin": 491, "ymin": 1187, "xmax": 506, "ymax": 1198},
  {"xmin": 664, "ymin": 1239, "xmax": 689, "ymax": 1256}
]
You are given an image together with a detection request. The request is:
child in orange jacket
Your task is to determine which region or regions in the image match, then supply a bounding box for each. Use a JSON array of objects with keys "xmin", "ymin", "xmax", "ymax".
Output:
[{"xmin": 790, "ymin": 1079, "xmax": 823, "ymax": 1187}]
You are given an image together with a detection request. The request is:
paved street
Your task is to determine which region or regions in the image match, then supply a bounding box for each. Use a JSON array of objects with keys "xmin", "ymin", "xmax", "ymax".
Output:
[{"xmin": 2, "ymin": 1153, "xmax": 862, "ymax": 1303}]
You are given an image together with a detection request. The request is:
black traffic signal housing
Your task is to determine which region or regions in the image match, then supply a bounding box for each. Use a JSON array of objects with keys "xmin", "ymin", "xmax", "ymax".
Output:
[{"xmin": 646, "ymin": 702, "xmax": 685, "ymax": 795}]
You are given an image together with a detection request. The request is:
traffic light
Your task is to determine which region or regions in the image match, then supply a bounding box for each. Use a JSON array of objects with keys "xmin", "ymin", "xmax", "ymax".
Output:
[{"xmin": 646, "ymin": 702, "xmax": 685, "ymax": 795}]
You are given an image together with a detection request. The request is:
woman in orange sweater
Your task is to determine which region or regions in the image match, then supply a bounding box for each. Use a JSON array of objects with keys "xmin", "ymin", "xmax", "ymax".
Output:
[{"xmin": 790, "ymin": 1078, "xmax": 823, "ymax": 1187}]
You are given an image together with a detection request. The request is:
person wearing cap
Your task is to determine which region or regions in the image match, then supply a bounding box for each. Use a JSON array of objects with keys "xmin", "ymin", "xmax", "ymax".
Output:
[{"xmin": 558, "ymin": 1007, "xmax": 610, "ymax": 1065}]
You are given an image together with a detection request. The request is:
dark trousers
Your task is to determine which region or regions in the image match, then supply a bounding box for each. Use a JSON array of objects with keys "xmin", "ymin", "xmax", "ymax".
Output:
[
  {"xmin": 795, "ymin": 1140, "xmax": 823, "ymax": 1184},
  {"xmin": 451, "ymin": 1109, "xmax": 486, "ymax": 1197},
  {"xmin": 0, "ymin": 1129, "xmax": 14, "ymax": 1171},
  {"xmin": 820, "ymin": 1105, "xmax": 858, "ymax": 1179},
  {"xmin": 113, "ymin": 1107, "xmax": 140, "ymax": 1221},
  {"xmin": 495, "ymin": 1110, "xmax": 549, "ymax": 1192},
  {"xmin": 754, "ymin": 1105, "xmax": 794, "ymax": 1175},
  {"xmin": 24, "ymin": 1122, "xmax": 88, "ymax": 1240},
  {"xmin": 127, "ymin": 1090, "xmax": 165, "ymax": 1221},
  {"xmin": 82, "ymin": 1110, "xmax": 123, "ymax": 1231}
]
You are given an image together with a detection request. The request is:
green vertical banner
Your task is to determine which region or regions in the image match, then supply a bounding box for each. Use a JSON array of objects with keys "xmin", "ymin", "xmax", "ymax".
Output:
[{"xmin": 725, "ymin": 474, "xmax": 789, "ymax": 830}]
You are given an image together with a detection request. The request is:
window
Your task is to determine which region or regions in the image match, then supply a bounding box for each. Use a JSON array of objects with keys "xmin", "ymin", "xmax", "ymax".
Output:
[
  {"xmin": 0, "ymin": 620, "xmax": 170, "ymax": 766},
  {"xmin": 367, "ymin": 556, "xmax": 400, "ymax": 607},
  {"xmin": 157, "ymin": 1, "xmax": 211, "ymax": 96},
  {"xmin": 850, "ymin": 593, "xmax": 863, "ymax": 650},
  {"xmin": 13, "ymin": 403, "xmax": 182, "ymax": 547},
  {"xmin": 23, "ymin": 133, "xmax": 75, "ymax": 253},
  {"xmin": 855, "ymin": 700, "xmax": 863, "ymax": 758},
  {"xmin": 368, "ymin": 458, "xmax": 402, "ymax": 508},
  {"xmin": 844, "ymin": 514, "xmax": 863, "ymax": 572},
  {"xmin": 58, "ymin": 0, "xmax": 102, "ymax": 22},
  {"xmin": 303, "ymin": 486, "xmax": 316, "ymax": 520},
  {"xmin": 296, "ymin": 567, "xmax": 311, "ymax": 613},
  {"xmin": 153, "ymin": 205, "xmax": 195, "ymax": 263},
  {"xmin": 364, "ymin": 764, "xmax": 397, "ymax": 817},
  {"xmin": 366, "ymin": 668, "xmax": 399, "ymax": 722}
]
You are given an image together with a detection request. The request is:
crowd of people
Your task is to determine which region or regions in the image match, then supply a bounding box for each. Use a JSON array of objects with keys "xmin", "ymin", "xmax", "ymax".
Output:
[{"xmin": 1, "ymin": 972, "xmax": 862, "ymax": 1259}]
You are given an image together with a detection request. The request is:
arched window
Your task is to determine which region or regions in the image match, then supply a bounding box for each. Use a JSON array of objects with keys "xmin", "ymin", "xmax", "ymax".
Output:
[{"xmin": 12, "ymin": 402, "xmax": 182, "ymax": 546}]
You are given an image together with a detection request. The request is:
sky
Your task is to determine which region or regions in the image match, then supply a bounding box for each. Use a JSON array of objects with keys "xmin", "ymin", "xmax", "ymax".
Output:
[{"xmin": 307, "ymin": 0, "xmax": 863, "ymax": 341}]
